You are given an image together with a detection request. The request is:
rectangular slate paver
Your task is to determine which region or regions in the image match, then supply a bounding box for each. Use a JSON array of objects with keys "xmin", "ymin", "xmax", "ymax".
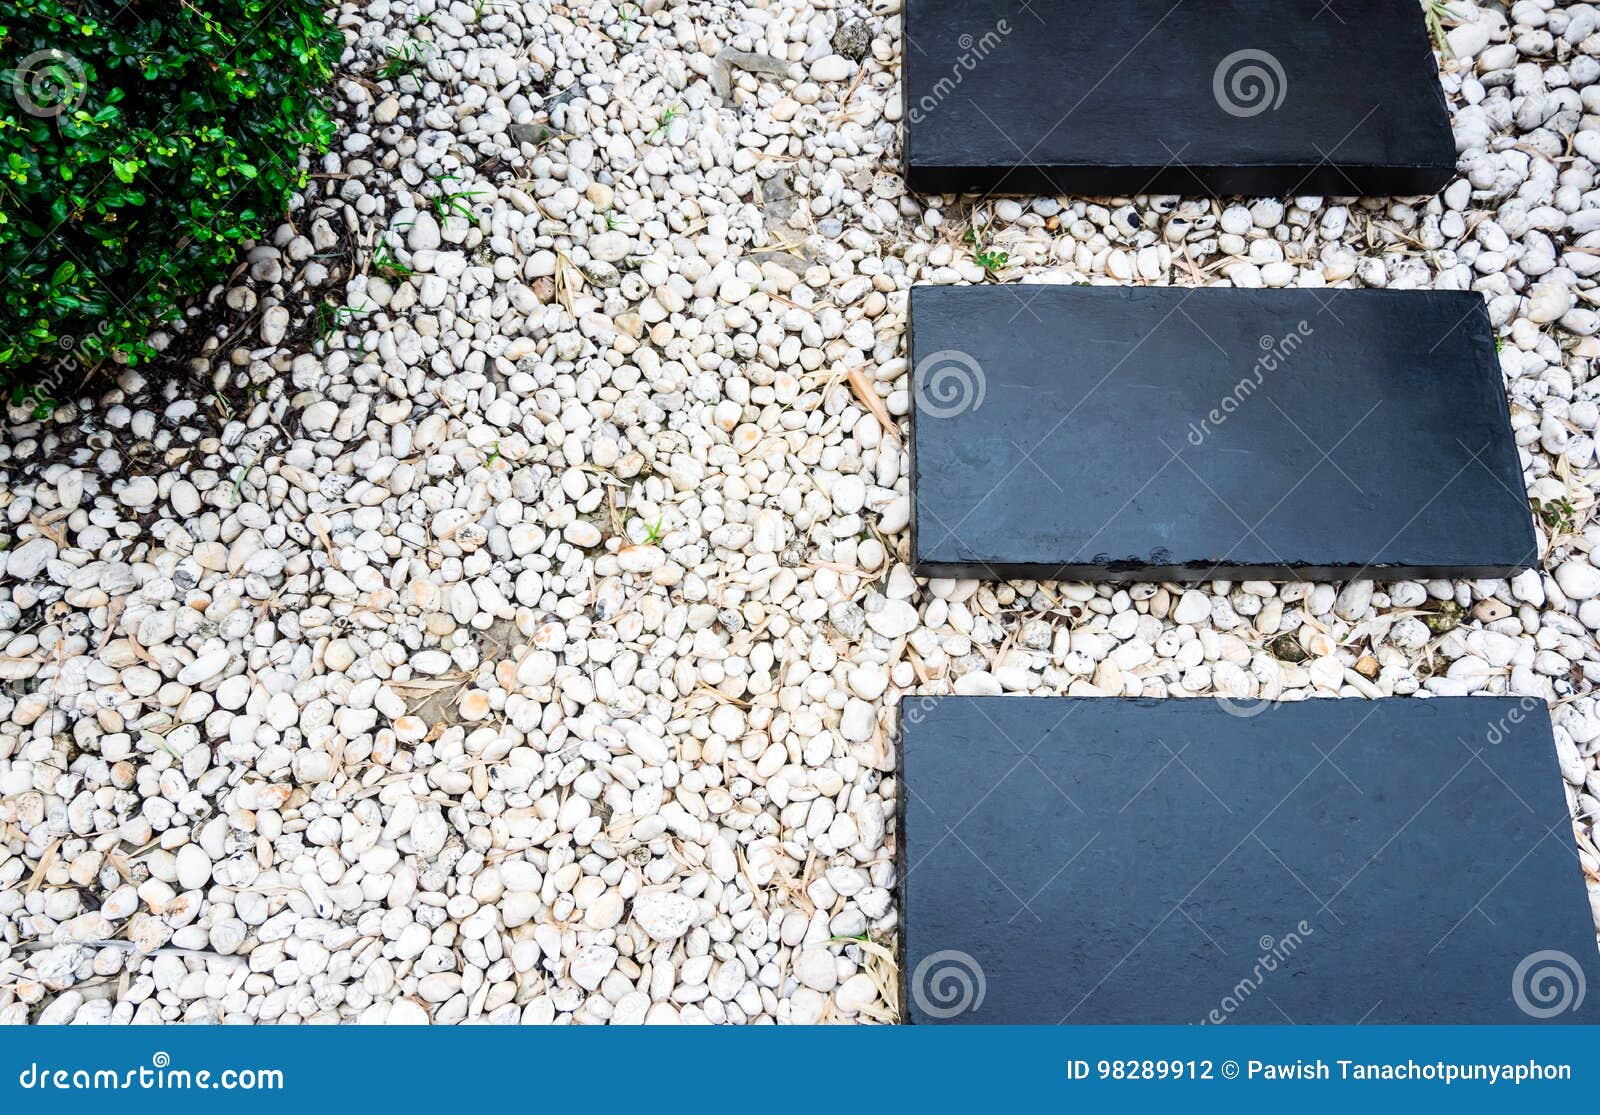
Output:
[
  {"xmin": 909, "ymin": 285, "xmax": 1536, "ymax": 582},
  {"xmin": 903, "ymin": 0, "xmax": 1456, "ymax": 197},
  {"xmin": 899, "ymin": 696, "xmax": 1598, "ymax": 1025}
]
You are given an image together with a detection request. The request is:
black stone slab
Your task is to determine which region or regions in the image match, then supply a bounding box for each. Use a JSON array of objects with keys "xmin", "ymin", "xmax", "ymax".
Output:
[
  {"xmin": 903, "ymin": 0, "xmax": 1456, "ymax": 197},
  {"xmin": 900, "ymin": 696, "xmax": 1598, "ymax": 1024},
  {"xmin": 909, "ymin": 285, "xmax": 1535, "ymax": 582}
]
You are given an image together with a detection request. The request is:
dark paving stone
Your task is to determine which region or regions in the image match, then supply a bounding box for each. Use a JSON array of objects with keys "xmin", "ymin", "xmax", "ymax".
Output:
[
  {"xmin": 903, "ymin": 0, "xmax": 1456, "ymax": 197},
  {"xmin": 909, "ymin": 285, "xmax": 1535, "ymax": 582},
  {"xmin": 899, "ymin": 695, "xmax": 1598, "ymax": 1024}
]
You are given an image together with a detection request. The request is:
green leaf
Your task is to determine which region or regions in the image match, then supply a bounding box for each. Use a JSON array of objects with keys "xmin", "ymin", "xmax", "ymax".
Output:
[{"xmin": 0, "ymin": 0, "xmax": 343, "ymax": 379}]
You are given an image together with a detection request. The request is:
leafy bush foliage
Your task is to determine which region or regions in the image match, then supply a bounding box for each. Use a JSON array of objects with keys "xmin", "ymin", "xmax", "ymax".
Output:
[{"xmin": 0, "ymin": 2, "xmax": 343, "ymax": 400}]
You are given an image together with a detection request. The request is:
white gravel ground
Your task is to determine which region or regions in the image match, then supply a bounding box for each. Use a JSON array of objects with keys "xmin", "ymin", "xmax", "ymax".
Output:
[{"xmin": 0, "ymin": 0, "xmax": 1597, "ymax": 1024}]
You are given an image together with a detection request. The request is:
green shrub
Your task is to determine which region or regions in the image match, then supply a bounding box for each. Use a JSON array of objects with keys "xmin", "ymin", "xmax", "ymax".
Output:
[{"xmin": 0, "ymin": 1, "xmax": 343, "ymax": 405}]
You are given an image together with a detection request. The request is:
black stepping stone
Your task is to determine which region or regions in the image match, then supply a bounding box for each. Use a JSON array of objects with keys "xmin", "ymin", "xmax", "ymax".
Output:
[
  {"xmin": 903, "ymin": 0, "xmax": 1456, "ymax": 197},
  {"xmin": 909, "ymin": 285, "xmax": 1535, "ymax": 582},
  {"xmin": 899, "ymin": 696, "xmax": 1598, "ymax": 1025}
]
